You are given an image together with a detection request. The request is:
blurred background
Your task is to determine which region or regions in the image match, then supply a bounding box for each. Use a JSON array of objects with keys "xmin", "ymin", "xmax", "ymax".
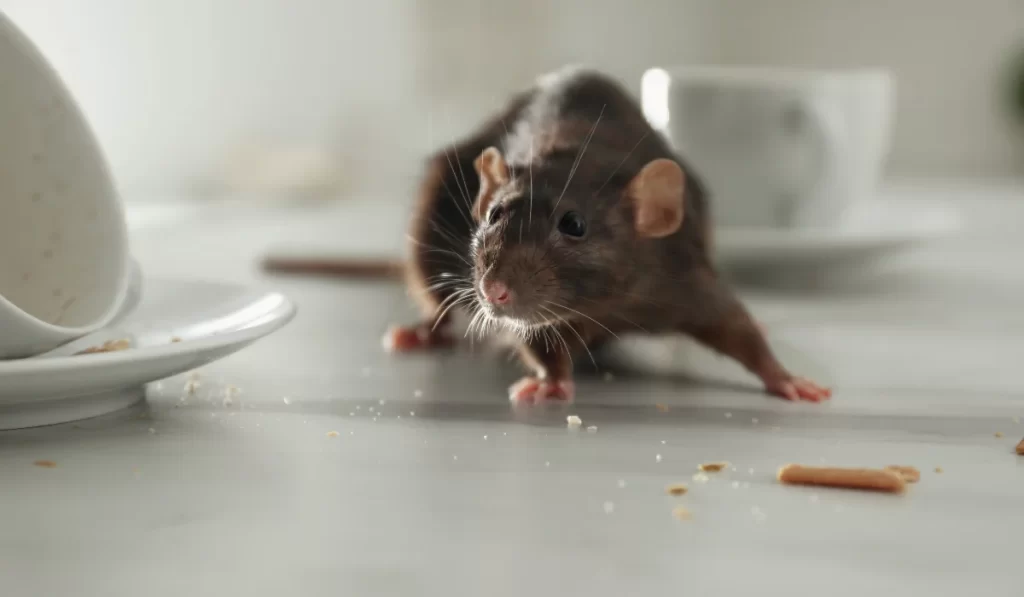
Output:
[{"xmin": 2, "ymin": 0, "xmax": 1022, "ymax": 204}]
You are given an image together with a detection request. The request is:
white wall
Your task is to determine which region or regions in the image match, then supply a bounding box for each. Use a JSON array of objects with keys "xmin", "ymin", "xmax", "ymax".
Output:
[{"xmin": 1, "ymin": 0, "xmax": 1020, "ymax": 199}]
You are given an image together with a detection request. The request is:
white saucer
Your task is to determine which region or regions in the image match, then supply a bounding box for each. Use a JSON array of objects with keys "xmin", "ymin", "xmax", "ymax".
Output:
[
  {"xmin": 713, "ymin": 199, "xmax": 961, "ymax": 270},
  {"xmin": 0, "ymin": 278, "xmax": 296, "ymax": 430}
]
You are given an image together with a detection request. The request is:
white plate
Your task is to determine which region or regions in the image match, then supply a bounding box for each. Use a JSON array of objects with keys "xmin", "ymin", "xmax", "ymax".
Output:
[
  {"xmin": 713, "ymin": 199, "xmax": 961, "ymax": 270},
  {"xmin": 0, "ymin": 278, "xmax": 296, "ymax": 430}
]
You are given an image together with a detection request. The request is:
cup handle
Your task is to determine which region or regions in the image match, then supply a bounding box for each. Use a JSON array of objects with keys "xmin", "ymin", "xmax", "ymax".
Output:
[
  {"xmin": 108, "ymin": 258, "xmax": 143, "ymax": 325},
  {"xmin": 786, "ymin": 97, "xmax": 848, "ymax": 226}
]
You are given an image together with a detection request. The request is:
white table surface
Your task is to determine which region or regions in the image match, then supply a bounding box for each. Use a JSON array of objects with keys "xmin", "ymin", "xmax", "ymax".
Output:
[{"xmin": 2, "ymin": 180, "xmax": 1023, "ymax": 596}]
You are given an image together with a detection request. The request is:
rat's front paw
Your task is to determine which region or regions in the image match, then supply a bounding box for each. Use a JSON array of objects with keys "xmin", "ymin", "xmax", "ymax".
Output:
[
  {"xmin": 763, "ymin": 374, "xmax": 832, "ymax": 403},
  {"xmin": 508, "ymin": 377, "xmax": 575, "ymax": 405},
  {"xmin": 382, "ymin": 324, "xmax": 454, "ymax": 353}
]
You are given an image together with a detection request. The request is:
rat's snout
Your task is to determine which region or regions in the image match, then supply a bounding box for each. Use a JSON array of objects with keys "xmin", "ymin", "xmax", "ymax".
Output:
[{"xmin": 480, "ymin": 279, "xmax": 511, "ymax": 305}]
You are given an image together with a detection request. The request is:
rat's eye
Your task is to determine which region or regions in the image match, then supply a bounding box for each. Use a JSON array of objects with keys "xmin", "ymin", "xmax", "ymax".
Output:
[
  {"xmin": 557, "ymin": 211, "xmax": 587, "ymax": 238},
  {"xmin": 487, "ymin": 204, "xmax": 504, "ymax": 226}
]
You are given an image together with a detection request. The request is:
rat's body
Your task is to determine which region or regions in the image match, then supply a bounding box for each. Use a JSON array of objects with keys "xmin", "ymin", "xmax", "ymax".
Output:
[{"xmin": 267, "ymin": 68, "xmax": 830, "ymax": 403}]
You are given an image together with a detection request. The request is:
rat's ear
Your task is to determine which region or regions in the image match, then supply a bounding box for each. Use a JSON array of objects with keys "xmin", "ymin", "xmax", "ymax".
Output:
[
  {"xmin": 627, "ymin": 158, "xmax": 685, "ymax": 238},
  {"xmin": 472, "ymin": 146, "xmax": 510, "ymax": 222}
]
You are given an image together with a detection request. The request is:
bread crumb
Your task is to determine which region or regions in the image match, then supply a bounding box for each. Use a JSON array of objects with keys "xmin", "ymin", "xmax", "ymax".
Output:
[
  {"xmin": 76, "ymin": 338, "xmax": 131, "ymax": 355},
  {"xmin": 1013, "ymin": 416, "xmax": 1021, "ymax": 424},
  {"xmin": 617, "ymin": 479, "xmax": 627, "ymax": 488},
  {"xmin": 995, "ymin": 432, "xmax": 1004, "ymax": 438},
  {"xmin": 751, "ymin": 418, "xmax": 759, "ymax": 425},
  {"xmin": 544, "ymin": 461, "xmax": 551, "ymax": 467},
  {"xmin": 170, "ymin": 336, "xmax": 182, "ymax": 343},
  {"xmin": 603, "ymin": 371, "xmax": 615, "ymax": 382},
  {"xmin": 566, "ymin": 415, "xmax": 582, "ymax": 429},
  {"xmin": 751, "ymin": 506, "xmax": 767, "ymax": 523},
  {"xmin": 666, "ymin": 483, "xmax": 688, "ymax": 496},
  {"xmin": 934, "ymin": 467, "xmax": 944, "ymax": 473},
  {"xmin": 33, "ymin": 460, "xmax": 57, "ymax": 468},
  {"xmin": 282, "ymin": 396, "xmax": 292, "ymax": 405},
  {"xmin": 413, "ymin": 390, "xmax": 423, "ymax": 398},
  {"xmin": 731, "ymin": 481, "xmax": 740, "ymax": 489},
  {"xmin": 724, "ymin": 412, "xmax": 732, "ymax": 419},
  {"xmin": 602, "ymin": 501, "xmax": 615, "ymax": 514},
  {"xmin": 692, "ymin": 472, "xmax": 710, "ymax": 483},
  {"xmin": 655, "ymin": 403, "xmax": 670, "ymax": 412},
  {"xmin": 586, "ymin": 425, "xmax": 598, "ymax": 433},
  {"xmin": 326, "ymin": 431, "xmax": 339, "ymax": 438},
  {"xmin": 698, "ymin": 462, "xmax": 730, "ymax": 473},
  {"xmin": 409, "ymin": 411, "xmax": 416, "ymax": 417},
  {"xmin": 148, "ymin": 428, "xmax": 156, "ymax": 435},
  {"xmin": 672, "ymin": 505, "xmax": 691, "ymax": 521},
  {"xmin": 655, "ymin": 454, "xmax": 663, "ymax": 463}
]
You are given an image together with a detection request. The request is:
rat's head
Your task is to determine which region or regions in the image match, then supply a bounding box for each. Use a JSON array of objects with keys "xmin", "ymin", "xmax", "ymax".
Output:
[{"xmin": 468, "ymin": 146, "xmax": 686, "ymax": 336}]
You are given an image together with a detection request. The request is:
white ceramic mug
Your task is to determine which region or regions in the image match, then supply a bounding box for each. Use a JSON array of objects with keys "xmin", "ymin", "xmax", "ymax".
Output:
[
  {"xmin": 641, "ymin": 66, "xmax": 893, "ymax": 229},
  {"xmin": 0, "ymin": 13, "xmax": 140, "ymax": 359}
]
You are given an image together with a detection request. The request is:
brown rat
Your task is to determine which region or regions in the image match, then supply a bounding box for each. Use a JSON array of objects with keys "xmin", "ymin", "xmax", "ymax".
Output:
[{"xmin": 266, "ymin": 68, "xmax": 831, "ymax": 404}]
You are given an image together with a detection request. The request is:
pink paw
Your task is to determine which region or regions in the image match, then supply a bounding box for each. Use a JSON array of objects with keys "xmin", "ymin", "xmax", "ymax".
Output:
[
  {"xmin": 508, "ymin": 377, "xmax": 575, "ymax": 405},
  {"xmin": 382, "ymin": 325, "xmax": 453, "ymax": 353},
  {"xmin": 765, "ymin": 375, "xmax": 832, "ymax": 403}
]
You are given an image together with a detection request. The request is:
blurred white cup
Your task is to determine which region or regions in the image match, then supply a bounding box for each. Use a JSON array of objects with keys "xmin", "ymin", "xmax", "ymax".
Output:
[
  {"xmin": 0, "ymin": 13, "xmax": 140, "ymax": 359},
  {"xmin": 642, "ymin": 66, "xmax": 894, "ymax": 229}
]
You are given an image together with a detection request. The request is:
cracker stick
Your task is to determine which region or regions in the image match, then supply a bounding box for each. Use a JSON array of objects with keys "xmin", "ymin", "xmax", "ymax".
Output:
[
  {"xmin": 777, "ymin": 464, "xmax": 905, "ymax": 493},
  {"xmin": 885, "ymin": 465, "xmax": 920, "ymax": 483}
]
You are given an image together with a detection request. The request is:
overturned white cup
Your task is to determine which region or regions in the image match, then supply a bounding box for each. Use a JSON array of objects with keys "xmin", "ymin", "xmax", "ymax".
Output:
[{"xmin": 0, "ymin": 13, "xmax": 140, "ymax": 359}]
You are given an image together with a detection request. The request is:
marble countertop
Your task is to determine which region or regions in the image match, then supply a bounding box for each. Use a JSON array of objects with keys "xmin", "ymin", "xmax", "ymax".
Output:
[{"xmin": 2, "ymin": 180, "xmax": 1023, "ymax": 596}]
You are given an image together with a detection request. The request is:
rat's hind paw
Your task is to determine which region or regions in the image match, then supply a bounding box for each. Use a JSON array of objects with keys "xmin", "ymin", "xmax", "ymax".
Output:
[
  {"xmin": 764, "ymin": 375, "xmax": 832, "ymax": 403},
  {"xmin": 382, "ymin": 324, "xmax": 454, "ymax": 353},
  {"xmin": 508, "ymin": 377, "xmax": 575, "ymax": 405}
]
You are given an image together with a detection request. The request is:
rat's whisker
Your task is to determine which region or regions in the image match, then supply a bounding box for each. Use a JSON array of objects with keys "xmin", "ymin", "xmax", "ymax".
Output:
[
  {"xmin": 545, "ymin": 300, "xmax": 620, "ymax": 339},
  {"xmin": 594, "ymin": 131, "xmax": 649, "ymax": 196},
  {"xmin": 553, "ymin": 103, "xmax": 605, "ymax": 212}
]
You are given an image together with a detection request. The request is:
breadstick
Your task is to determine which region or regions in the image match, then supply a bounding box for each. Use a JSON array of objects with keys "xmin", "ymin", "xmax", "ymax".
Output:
[
  {"xmin": 777, "ymin": 464, "xmax": 905, "ymax": 493},
  {"xmin": 885, "ymin": 465, "xmax": 920, "ymax": 483}
]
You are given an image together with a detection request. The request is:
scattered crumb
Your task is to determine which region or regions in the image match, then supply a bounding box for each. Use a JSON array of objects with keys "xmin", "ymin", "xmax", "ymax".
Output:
[
  {"xmin": 603, "ymin": 372, "xmax": 615, "ymax": 382},
  {"xmin": 413, "ymin": 390, "xmax": 423, "ymax": 398},
  {"xmin": 544, "ymin": 461, "xmax": 551, "ymax": 468},
  {"xmin": 222, "ymin": 395, "xmax": 234, "ymax": 408},
  {"xmin": 655, "ymin": 454, "xmax": 663, "ymax": 463},
  {"xmin": 148, "ymin": 427, "xmax": 156, "ymax": 435},
  {"xmin": 617, "ymin": 479, "xmax": 627, "ymax": 489},
  {"xmin": 368, "ymin": 407, "xmax": 375, "ymax": 413},
  {"xmin": 282, "ymin": 396, "xmax": 292, "ymax": 405},
  {"xmin": 731, "ymin": 481, "xmax": 740, "ymax": 489},
  {"xmin": 409, "ymin": 411, "xmax": 416, "ymax": 417},
  {"xmin": 692, "ymin": 472, "xmax": 710, "ymax": 483},
  {"xmin": 326, "ymin": 431, "xmax": 339, "ymax": 438},
  {"xmin": 170, "ymin": 336, "xmax": 182, "ymax": 343},
  {"xmin": 379, "ymin": 399, "xmax": 386, "ymax": 405},
  {"xmin": 672, "ymin": 505, "xmax": 691, "ymax": 521},
  {"xmin": 934, "ymin": 466, "xmax": 944, "ymax": 474},
  {"xmin": 1014, "ymin": 417, "xmax": 1021, "ymax": 424},
  {"xmin": 995, "ymin": 432, "xmax": 1004, "ymax": 438},
  {"xmin": 809, "ymin": 494, "xmax": 820, "ymax": 503},
  {"xmin": 76, "ymin": 338, "xmax": 131, "ymax": 355},
  {"xmin": 660, "ymin": 440, "xmax": 667, "ymax": 445},
  {"xmin": 586, "ymin": 425, "xmax": 598, "ymax": 433},
  {"xmin": 724, "ymin": 412, "xmax": 732, "ymax": 419},
  {"xmin": 483, "ymin": 435, "xmax": 488, "ymax": 440},
  {"xmin": 666, "ymin": 483, "xmax": 688, "ymax": 496},
  {"xmin": 751, "ymin": 418, "xmax": 759, "ymax": 425},
  {"xmin": 566, "ymin": 415, "xmax": 583, "ymax": 429},
  {"xmin": 698, "ymin": 462, "xmax": 730, "ymax": 473},
  {"xmin": 453, "ymin": 455, "xmax": 458, "ymax": 461},
  {"xmin": 602, "ymin": 501, "xmax": 615, "ymax": 514},
  {"xmin": 751, "ymin": 506, "xmax": 767, "ymax": 523},
  {"xmin": 748, "ymin": 468, "xmax": 755, "ymax": 475},
  {"xmin": 33, "ymin": 460, "xmax": 57, "ymax": 468},
  {"xmin": 184, "ymin": 380, "xmax": 200, "ymax": 396},
  {"xmin": 349, "ymin": 412, "xmax": 355, "ymax": 416},
  {"xmin": 655, "ymin": 403, "xmax": 670, "ymax": 413}
]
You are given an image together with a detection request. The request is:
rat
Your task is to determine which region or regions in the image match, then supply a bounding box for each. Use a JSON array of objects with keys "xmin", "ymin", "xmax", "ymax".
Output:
[{"xmin": 264, "ymin": 67, "xmax": 831, "ymax": 404}]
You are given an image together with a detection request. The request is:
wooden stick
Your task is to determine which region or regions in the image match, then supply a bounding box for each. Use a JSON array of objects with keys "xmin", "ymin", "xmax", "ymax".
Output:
[{"xmin": 777, "ymin": 464, "xmax": 906, "ymax": 493}]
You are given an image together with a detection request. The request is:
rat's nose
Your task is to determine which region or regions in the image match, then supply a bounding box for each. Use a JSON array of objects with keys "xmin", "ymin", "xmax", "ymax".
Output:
[{"xmin": 481, "ymin": 279, "xmax": 511, "ymax": 305}]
